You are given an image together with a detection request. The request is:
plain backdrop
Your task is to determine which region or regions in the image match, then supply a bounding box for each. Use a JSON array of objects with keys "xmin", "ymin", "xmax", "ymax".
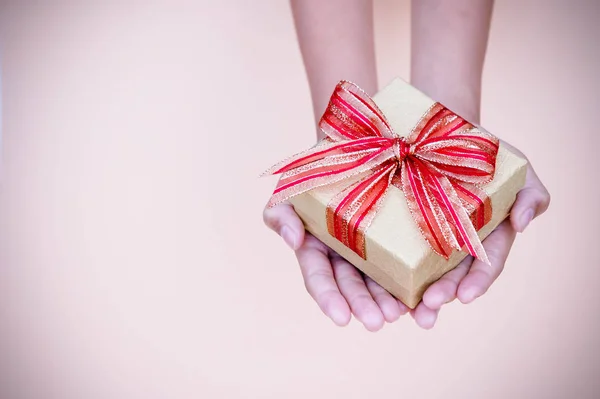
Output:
[{"xmin": 0, "ymin": 1, "xmax": 599, "ymax": 398}]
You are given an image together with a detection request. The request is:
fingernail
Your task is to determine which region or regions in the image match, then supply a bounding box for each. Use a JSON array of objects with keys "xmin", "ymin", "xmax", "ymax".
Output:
[
  {"xmin": 519, "ymin": 209, "xmax": 535, "ymax": 232},
  {"xmin": 280, "ymin": 225, "xmax": 298, "ymax": 250}
]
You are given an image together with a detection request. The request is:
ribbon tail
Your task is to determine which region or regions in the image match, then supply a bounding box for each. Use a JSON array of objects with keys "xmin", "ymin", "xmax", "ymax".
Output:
[
  {"xmin": 428, "ymin": 171, "xmax": 490, "ymax": 265},
  {"xmin": 413, "ymin": 164, "xmax": 462, "ymax": 252},
  {"xmin": 453, "ymin": 181, "xmax": 492, "ymax": 230},
  {"xmin": 398, "ymin": 160, "xmax": 455, "ymax": 259},
  {"xmin": 326, "ymin": 161, "xmax": 396, "ymax": 259}
]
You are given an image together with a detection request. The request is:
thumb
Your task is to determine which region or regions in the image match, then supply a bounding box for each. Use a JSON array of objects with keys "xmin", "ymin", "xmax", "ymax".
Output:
[
  {"xmin": 510, "ymin": 170, "xmax": 551, "ymax": 233},
  {"xmin": 263, "ymin": 202, "xmax": 306, "ymax": 250}
]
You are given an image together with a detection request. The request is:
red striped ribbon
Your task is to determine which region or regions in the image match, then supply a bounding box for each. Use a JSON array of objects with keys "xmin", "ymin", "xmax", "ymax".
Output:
[{"xmin": 265, "ymin": 81, "xmax": 499, "ymax": 264}]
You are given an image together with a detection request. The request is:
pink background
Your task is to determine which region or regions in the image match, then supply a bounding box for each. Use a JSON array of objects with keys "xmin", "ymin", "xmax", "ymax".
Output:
[{"xmin": 0, "ymin": 1, "xmax": 598, "ymax": 398}]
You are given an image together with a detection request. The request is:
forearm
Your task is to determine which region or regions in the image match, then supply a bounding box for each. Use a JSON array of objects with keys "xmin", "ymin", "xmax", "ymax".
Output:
[
  {"xmin": 411, "ymin": 0, "xmax": 494, "ymax": 123},
  {"xmin": 291, "ymin": 0, "xmax": 377, "ymax": 136},
  {"xmin": 291, "ymin": 0, "xmax": 494, "ymax": 131}
]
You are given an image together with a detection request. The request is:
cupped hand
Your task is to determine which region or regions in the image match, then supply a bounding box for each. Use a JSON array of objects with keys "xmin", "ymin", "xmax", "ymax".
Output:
[
  {"xmin": 264, "ymin": 202, "xmax": 410, "ymax": 331},
  {"xmin": 264, "ymin": 142, "xmax": 550, "ymax": 330},
  {"xmin": 419, "ymin": 142, "xmax": 550, "ymax": 315}
]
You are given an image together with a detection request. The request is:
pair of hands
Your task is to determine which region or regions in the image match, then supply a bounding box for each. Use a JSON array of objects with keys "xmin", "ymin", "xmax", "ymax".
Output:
[{"xmin": 264, "ymin": 142, "xmax": 550, "ymax": 330}]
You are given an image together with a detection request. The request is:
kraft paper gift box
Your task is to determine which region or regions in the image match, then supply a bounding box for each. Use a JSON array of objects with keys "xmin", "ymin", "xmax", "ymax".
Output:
[{"xmin": 268, "ymin": 78, "xmax": 527, "ymax": 309}]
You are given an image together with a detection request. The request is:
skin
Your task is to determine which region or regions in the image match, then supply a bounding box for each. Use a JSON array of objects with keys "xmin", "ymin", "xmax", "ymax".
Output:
[{"xmin": 263, "ymin": 0, "xmax": 550, "ymax": 330}]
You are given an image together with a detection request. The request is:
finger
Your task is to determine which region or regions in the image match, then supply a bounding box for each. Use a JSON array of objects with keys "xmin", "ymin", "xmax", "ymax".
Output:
[
  {"xmin": 422, "ymin": 256, "xmax": 472, "ymax": 310},
  {"xmin": 457, "ymin": 220, "xmax": 516, "ymax": 304},
  {"xmin": 510, "ymin": 166, "xmax": 551, "ymax": 233},
  {"xmin": 263, "ymin": 202, "xmax": 306, "ymax": 250},
  {"xmin": 295, "ymin": 235, "xmax": 351, "ymax": 326},
  {"xmin": 332, "ymin": 256, "xmax": 385, "ymax": 332},
  {"xmin": 410, "ymin": 302, "xmax": 440, "ymax": 330},
  {"xmin": 364, "ymin": 276, "xmax": 408, "ymax": 322}
]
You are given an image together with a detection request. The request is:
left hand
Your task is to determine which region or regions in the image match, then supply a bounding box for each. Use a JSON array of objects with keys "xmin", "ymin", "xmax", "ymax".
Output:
[{"xmin": 412, "ymin": 142, "xmax": 551, "ymax": 329}]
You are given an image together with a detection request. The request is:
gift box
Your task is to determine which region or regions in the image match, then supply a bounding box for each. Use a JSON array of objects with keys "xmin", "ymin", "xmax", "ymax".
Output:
[{"xmin": 266, "ymin": 78, "xmax": 527, "ymax": 309}]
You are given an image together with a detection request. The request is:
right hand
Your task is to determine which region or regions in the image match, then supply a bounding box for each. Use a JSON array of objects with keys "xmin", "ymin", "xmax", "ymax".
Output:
[{"xmin": 263, "ymin": 202, "xmax": 444, "ymax": 331}]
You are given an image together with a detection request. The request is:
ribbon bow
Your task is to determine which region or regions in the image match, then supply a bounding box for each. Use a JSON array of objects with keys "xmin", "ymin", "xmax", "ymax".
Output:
[{"xmin": 265, "ymin": 81, "xmax": 499, "ymax": 264}]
